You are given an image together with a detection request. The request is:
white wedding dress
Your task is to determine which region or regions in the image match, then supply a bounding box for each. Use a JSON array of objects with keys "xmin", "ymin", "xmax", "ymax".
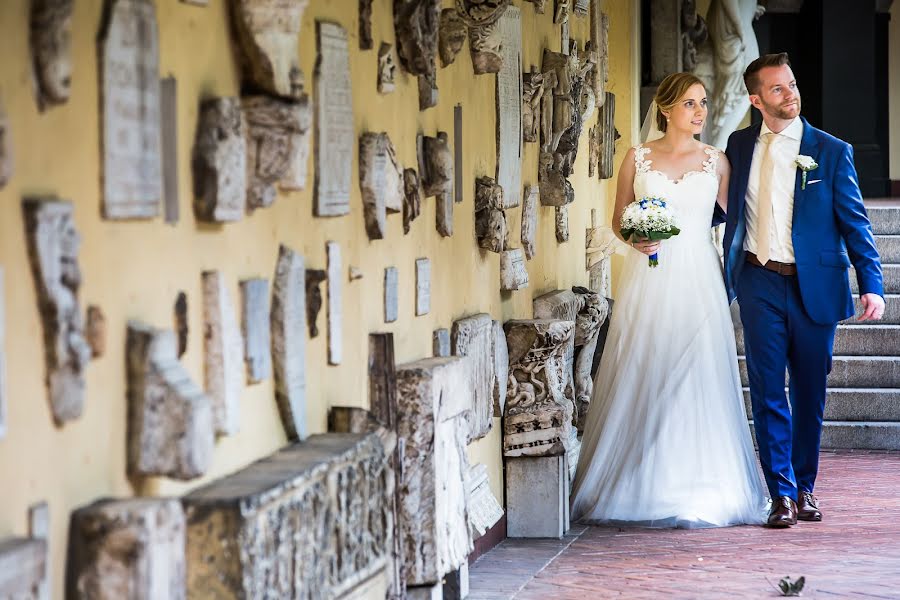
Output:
[{"xmin": 571, "ymin": 144, "xmax": 768, "ymax": 528}]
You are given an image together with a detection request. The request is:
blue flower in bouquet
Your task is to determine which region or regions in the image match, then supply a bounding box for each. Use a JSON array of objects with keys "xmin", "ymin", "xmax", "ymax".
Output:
[{"xmin": 620, "ymin": 196, "xmax": 680, "ymax": 267}]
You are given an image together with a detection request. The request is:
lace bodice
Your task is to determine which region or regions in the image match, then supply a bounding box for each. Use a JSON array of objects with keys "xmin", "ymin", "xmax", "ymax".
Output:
[{"xmin": 633, "ymin": 144, "xmax": 721, "ymax": 239}]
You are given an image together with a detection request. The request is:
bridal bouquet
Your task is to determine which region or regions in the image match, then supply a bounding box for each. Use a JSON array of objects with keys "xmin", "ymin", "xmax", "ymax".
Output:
[{"xmin": 620, "ymin": 197, "xmax": 680, "ymax": 267}]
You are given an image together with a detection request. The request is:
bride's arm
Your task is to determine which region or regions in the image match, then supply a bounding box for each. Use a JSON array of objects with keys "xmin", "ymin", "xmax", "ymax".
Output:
[
  {"xmin": 612, "ymin": 148, "xmax": 658, "ymax": 256},
  {"xmin": 716, "ymin": 150, "xmax": 731, "ymax": 214}
]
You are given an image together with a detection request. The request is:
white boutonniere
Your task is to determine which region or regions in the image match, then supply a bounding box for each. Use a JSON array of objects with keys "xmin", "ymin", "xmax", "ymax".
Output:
[{"xmin": 795, "ymin": 155, "xmax": 818, "ymax": 190}]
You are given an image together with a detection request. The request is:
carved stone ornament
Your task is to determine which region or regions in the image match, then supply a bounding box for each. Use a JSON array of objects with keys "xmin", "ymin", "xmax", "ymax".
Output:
[
  {"xmin": 0, "ymin": 99, "xmax": 10, "ymax": 188},
  {"xmin": 533, "ymin": 289, "xmax": 610, "ymax": 431},
  {"xmin": 378, "ymin": 42, "xmax": 397, "ymax": 94},
  {"xmin": 66, "ymin": 498, "xmax": 186, "ymax": 600},
  {"xmin": 272, "ymin": 245, "xmax": 308, "ymax": 442},
  {"xmin": 360, "ymin": 132, "xmax": 404, "ymax": 239},
  {"xmin": 468, "ymin": 20, "xmax": 502, "ymax": 74},
  {"xmin": 455, "ymin": 0, "xmax": 510, "ymax": 26},
  {"xmin": 230, "ymin": 0, "xmax": 308, "ymax": 99},
  {"xmin": 503, "ymin": 319, "xmax": 575, "ymax": 458},
  {"xmin": 526, "ymin": 0, "xmax": 547, "ymax": 13},
  {"xmin": 243, "ymin": 94, "xmax": 311, "ymax": 209},
  {"xmin": 85, "ymin": 305, "xmax": 106, "ymax": 358},
  {"xmin": 305, "ymin": 268, "xmax": 326, "ymax": 338},
  {"xmin": 23, "ymin": 198, "xmax": 91, "ymax": 424},
  {"xmin": 202, "ymin": 271, "xmax": 243, "ymax": 436},
  {"xmin": 500, "ymin": 248, "xmax": 529, "ymax": 291},
  {"xmin": 418, "ymin": 72, "xmax": 439, "ymax": 111},
  {"xmin": 126, "ymin": 321, "xmax": 214, "ymax": 480},
  {"xmin": 183, "ymin": 433, "xmax": 393, "ymax": 598},
  {"xmin": 522, "ymin": 67, "xmax": 545, "ymax": 143},
  {"xmin": 542, "ymin": 44, "xmax": 594, "ymax": 178},
  {"xmin": 554, "ymin": 0, "xmax": 570, "ymax": 24},
  {"xmin": 418, "ymin": 133, "xmax": 453, "ymax": 199},
  {"xmin": 30, "ymin": 0, "xmax": 74, "ymax": 111},
  {"xmin": 439, "ymin": 8, "xmax": 468, "ymax": 67},
  {"xmin": 192, "ymin": 97, "xmax": 246, "ymax": 222},
  {"xmin": 393, "ymin": 0, "xmax": 441, "ymax": 77},
  {"xmin": 451, "ymin": 313, "xmax": 495, "ymax": 441},
  {"xmin": 99, "ymin": 0, "xmax": 162, "ymax": 220},
  {"xmin": 555, "ymin": 204, "xmax": 569, "ymax": 242},
  {"xmin": 474, "ymin": 176, "xmax": 508, "ymax": 253},
  {"xmin": 360, "ymin": 0, "xmax": 374, "ymax": 50},
  {"xmin": 521, "ymin": 184, "xmax": 538, "ymax": 259},
  {"xmin": 403, "ymin": 168, "xmax": 421, "ymax": 234},
  {"xmin": 466, "ymin": 463, "xmax": 503, "ymax": 539}
]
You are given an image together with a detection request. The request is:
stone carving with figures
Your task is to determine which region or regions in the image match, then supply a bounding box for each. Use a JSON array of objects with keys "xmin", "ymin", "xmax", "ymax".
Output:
[
  {"xmin": 360, "ymin": 132, "xmax": 404, "ymax": 239},
  {"xmin": 230, "ymin": 0, "xmax": 308, "ymax": 99},
  {"xmin": 183, "ymin": 433, "xmax": 393, "ymax": 598},
  {"xmin": 30, "ymin": 0, "xmax": 74, "ymax": 111},
  {"xmin": 192, "ymin": 97, "xmax": 246, "ymax": 222},
  {"xmin": 474, "ymin": 176, "xmax": 508, "ymax": 253},
  {"xmin": 554, "ymin": 0, "xmax": 570, "ymax": 24},
  {"xmin": 23, "ymin": 198, "xmax": 91, "ymax": 425},
  {"xmin": 67, "ymin": 498, "xmax": 185, "ymax": 600},
  {"xmin": 243, "ymin": 94, "xmax": 311, "ymax": 208},
  {"xmin": 99, "ymin": 0, "xmax": 162, "ymax": 220},
  {"xmin": 522, "ymin": 67, "xmax": 546, "ymax": 143},
  {"xmin": 126, "ymin": 321, "xmax": 213, "ymax": 480},
  {"xmin": 393, "ymin": 0, "xmax": 441, "ymax": 77},
  {"xmin": 439, "ymin": 8, "xmax": 468, "ymax": 67},
  {"xmin": 503, "ymin": 319, "xmax": 576, "ymax": 458},
  {"xmin": 533, "ymin": 288, "xmax": 610, "ymax": 431}
]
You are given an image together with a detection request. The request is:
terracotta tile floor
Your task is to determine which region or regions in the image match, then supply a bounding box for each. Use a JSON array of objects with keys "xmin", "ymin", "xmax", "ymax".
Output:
[{"xmin": 469, "ymin": 451, "xmax": 900, "ymax": 599}]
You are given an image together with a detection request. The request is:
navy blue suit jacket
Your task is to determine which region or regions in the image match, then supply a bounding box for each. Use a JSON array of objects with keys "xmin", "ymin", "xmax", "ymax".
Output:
[{"xmin": 721, "ymin": 117, "xmax": 883, "ymax": 325}]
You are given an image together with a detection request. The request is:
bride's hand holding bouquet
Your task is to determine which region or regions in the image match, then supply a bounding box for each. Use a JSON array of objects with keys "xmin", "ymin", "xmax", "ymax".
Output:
[{"xmin": 620, "ymin": 197, "xmax": 681, "ymax": 267}]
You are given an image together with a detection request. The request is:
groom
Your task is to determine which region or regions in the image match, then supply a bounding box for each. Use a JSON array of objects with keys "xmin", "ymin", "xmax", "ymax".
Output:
[{"xmin": 721, "ymin": 53, "xmax": 885, "ymax": 528}]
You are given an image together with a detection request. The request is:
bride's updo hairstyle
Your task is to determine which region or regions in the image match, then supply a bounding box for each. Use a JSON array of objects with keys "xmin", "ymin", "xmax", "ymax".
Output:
[{"xmin": 654, "ymin": 72, "xmax": 706, "ymax": 133}]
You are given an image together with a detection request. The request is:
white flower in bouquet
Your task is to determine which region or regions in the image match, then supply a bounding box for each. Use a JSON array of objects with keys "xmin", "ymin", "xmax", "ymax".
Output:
[{"xmin": 620, "ymin": 197, "xmax": 680, "ymax": 267}]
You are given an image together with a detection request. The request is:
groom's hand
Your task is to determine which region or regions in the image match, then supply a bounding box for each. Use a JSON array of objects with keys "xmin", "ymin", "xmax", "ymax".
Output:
[{"xmin": 858, "ymin": 293, "xmax": 886, "ymax": 321}]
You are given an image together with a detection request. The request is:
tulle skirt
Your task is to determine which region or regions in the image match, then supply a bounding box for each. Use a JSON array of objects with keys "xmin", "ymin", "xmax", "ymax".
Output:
[{"xmin": 571, "ymin": 233, "xmax": 768, "ymax": 528}]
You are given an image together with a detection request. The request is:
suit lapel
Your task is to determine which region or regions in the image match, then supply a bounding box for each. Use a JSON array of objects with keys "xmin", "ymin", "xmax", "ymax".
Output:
[
  {"xmin": 792, "ymin": 117, "xmax": 821, "ymax": 224},
  {"xmin": 735, "ymin": 123, "xmax": 762, "ymax": 221}
]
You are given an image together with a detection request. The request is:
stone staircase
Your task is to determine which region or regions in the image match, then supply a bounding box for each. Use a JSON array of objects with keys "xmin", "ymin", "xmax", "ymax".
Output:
[{"xmin": 735, "ymin": 205, "xmax": 900, "ymax": 450}]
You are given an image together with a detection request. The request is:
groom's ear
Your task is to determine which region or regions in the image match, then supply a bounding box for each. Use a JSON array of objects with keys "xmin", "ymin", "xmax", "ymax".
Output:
[{"xmin": 748, "ymin": 94, "xmax": 763, "ymax": 111}]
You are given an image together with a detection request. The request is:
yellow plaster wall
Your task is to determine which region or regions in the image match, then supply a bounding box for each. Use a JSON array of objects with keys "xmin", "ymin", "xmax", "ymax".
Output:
[{"xmin": 0, "ymin": 0, "xmax": 640, "ymax": 594}]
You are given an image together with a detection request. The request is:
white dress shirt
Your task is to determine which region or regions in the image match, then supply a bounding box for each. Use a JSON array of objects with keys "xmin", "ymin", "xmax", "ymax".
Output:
[{"xmin": 743, "ymin": 117, "xmax": 804, "ymax": 263}]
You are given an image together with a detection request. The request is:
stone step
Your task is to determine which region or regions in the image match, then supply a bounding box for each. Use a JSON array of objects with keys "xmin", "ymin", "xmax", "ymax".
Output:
[
  {"xmin": 738, "ymin": 356, "xmax": 900, "ymax": 388},
  {"xmin": 851, "ymin": 265, "xmax": 900, "ymax": 294},
  {"xmin": 868, "ymin": 206, "xmax": 900, "ymax": 235},
  {"xmin": 735, "ymin": 324, "xmax": 900, "ymax": 356},
  {"xmin": 749, "ymin": 421, "xmax": 900, "ymax": 450},
  {"xmin": 742, "ymin": 388, "xmax": 900, "ymax": 422},
  {"xmin": 875, "ymin": 235, "xmax": 900, "ymax": 263},
  {"xmin": 844, "ymin": 294, "xmax": 900, "ymax": 325}
]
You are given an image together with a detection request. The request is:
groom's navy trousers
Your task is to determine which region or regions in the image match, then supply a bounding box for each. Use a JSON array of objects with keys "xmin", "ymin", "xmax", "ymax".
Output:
[{"xmin": 737, "ymin": 263, "xmax": 837, "ymax": 500}]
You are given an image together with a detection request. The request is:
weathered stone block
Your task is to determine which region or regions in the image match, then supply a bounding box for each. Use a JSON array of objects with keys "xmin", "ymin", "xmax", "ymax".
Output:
[
  {"xmin": 474, "ymin": 176, "xmax": 507, "ymax": 253},
  {"xmin": 192, "ymin": 97, "xmax": 246, "ymax": 222},
  {"xmin": 393, "ymin": 0, "xmax": 441, "ymax": 77},
  {"xmin": 66, "ymin": 498, "xmax": 185, "ymax": 599},
  {"xmin": 202, "ymin": 271, "xmax": 242, "ymax": 436},
  {"xmin": 466, "ymin": 463, "xmax": 503, "ymax": 540},
  {"xmin": 126, "ymin": 321, "xmax": 213, "ymax": 480},
  {"xmin": 272, "ymin": 245, "xmax": 308, "ymax": 442},
  {"xmin": 240, "ymin": 278, "xmax": 272, "ymax": 384},
  {"xmin": 500, "ymin": 248, "xmax": 529, "ymax": 291},
  {"xmin": 30, "ymin": 0, "xmax": 74, "ymax": 112},
  {"xmin": 183, "ymin": 433, "xmax": 392, "ymax": 599},
  {"xmin": 23, "ymin": 198, "xmax": 91, "ymax": 424},
  {"xmin": 0, "ymin": 537, "xmax": 46, "ymax": 598},
  {"xmin": 451, "ymin": 314, "xmax": 494, "ymax": 441},
  {"xmin": 433, "ymin": 328, "xmax": 450, "ymax": 358},
  {"xmin": 506, "ymin": 455, "xmax": 568, "ymax": 538},
  {"xmin": 360, "ymin": 132, "xmax": 404, "ymax": 239}
]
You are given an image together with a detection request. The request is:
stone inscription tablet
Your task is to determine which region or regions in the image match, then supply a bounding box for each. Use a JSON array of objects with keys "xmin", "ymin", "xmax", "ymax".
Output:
[{"xmin": 496, "ymin": 6, "xmax": 522, "ymax": 209}]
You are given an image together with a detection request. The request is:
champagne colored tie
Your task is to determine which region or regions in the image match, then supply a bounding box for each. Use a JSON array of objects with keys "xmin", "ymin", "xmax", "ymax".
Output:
[{"xmin": 755, "ymin": 132, "xmax": 777, "ymax": 265}]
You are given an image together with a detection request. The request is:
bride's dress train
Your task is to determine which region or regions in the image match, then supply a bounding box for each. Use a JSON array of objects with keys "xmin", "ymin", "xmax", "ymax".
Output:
[{"xmin": 571, "ymin": 145, "xmax": 768, "ymax": 528}]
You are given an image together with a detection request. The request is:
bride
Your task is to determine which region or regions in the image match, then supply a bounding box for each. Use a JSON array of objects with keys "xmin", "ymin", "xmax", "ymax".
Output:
[{"xmin": 571, "ymin": 72, "xmax": 768, "ymax": 527}]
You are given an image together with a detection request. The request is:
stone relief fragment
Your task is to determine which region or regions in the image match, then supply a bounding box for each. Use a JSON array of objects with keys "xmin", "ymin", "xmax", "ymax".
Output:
[
  {"xmin": 192, "ymin": 97, "xmax": 246, "ymax": 222},
  {"xmin": 598, "ymin": 92, "xmax": 619, "ymax": 179},
  {"xmin": 589, "ymin": 5, "xmax": 610, "ymax": 103},
  {"xmin": 243, "ymin": 95, "xmax": 311, "ymax": 209},
  {"xmin": 240, "ymin": 278, "xmax": 272, "ymax": 384},
  {"xmin": 305, "ymin": 268, "xmax": 326, "ymax": 338},
  {"xmin": 586, "ymin": 209, "xmax": 618, "ymax": 297},
  {"xmin": 272, "ymin": 245, "xmax": 308, "ymax": 442},
  {"xmin": 418, "ymin": 132, "xmax": 454, "ymax": 237},
  {"xmin": 327, "ymin": 241, "xmax": 342, "ymax": 365},
  {"xmin": 99, "ymin": 0, "xmax": 162, "ymax": 220},
  {"xmin": 0, "ymin": 536, "xmax": 47, "ymax": 598},
  {"xmin": 556, "ymin": 205, "xmax": 569, "ymax": 242},
  {"xmin": 522, "ymin": 67, "xmax": 546, "ymax": 143},
  {"xmin": 174, "ymin": 292, "xmax": 188, "ymax": 357},
  {"xmin": 433, "ymin": 328, "xmax": 450, "ymax": 358},
  {"xmin": 27, "ymin": 501, "xmax": 50, "ymax": 600},
  {"xmin": 230, "ymin": 0, "xmax": 308, "ymax": 99},
  {"xmin": 451, "ymin": 313, "xmax": 494, "ymax": 441},
  {"xmin": 23, "ymin": 198, "xmax": 91, "ymax": 425},
  {"xmin": 439, "ymin": 8, "xmax": 467, "ymax": 67},
  {"xmin": 0, "ymin": 100, "xmax": 10, "ymax": 188},
  {"xmin": 455, "ymin": 0, "xmax": 510, "ymax": 26},
  {"xmin": 503, "ymin": 319, "xmax": 575, "ymax": 458},
  {"xmin": 378, "ymin": 43, "xmax": 397, "ymax": 94},
  {"xmin": 66, "ymin": 498, "xmax": 185, "ymax": 600},
  {"xmin": 360, "ymin": 132, "xmax": 404, "ymax": 239},
  {"xmin": 574, "ymin": 0, "xmax": 589, "ymax": 17},
  {"xmin": 491, "ymin": 319, "xmax": 508, "ymax": 416},
  {"xmin": 554, "ymin": 0, "xmax": 570, "ymax": 24},
  {"xmin": 521, "ymin": 184, "xmax": 538, "ymax": 259},
  {"xmin": 474, "ymin": 176, "xmax": 508, "ymax": 253},
  {"xmin": 183, "ymin": 433, "xmax": 392, "ymax": 598},
  {"xmin": 30, "ymin": 0, "xmax": 74, "ymax": 111},
  {"xmin": 403, "ymin": 168, "xmax": 421, "ymax": 234},
  {"xmin": 466, "ymin": 463, "xmax": 503, "ymax": 539},
  {"xmin": 500, "ymin": 248, "xmax": 529, "ymax": 291},
  {"xmin": 85, "ymin": 305, "xmax": 106, "ymax": 358},
  {"xmin": 393, "ymin": 0, "xmax": 441, "ymax": 76},
  {"xmin": 126, "ymin": 321, "xmax": 213, "ymax": 480},
  {"xmin": 202, "ymin": 271, "xmax": 242, "ymax": 436},
  {"xmin": 360, "ymin": 0, "xmax": 374, "ymax": 50},
  {"xmin": 418, "ymin": 72, "xmax": 439, "ymax": 111},
  {"xmin": 526, "ymin": 0, "xmax": 547, "ymax": 13},
  {"xmin": 588, "ymin": 123, "xmax": 599, "ymax": 177},
  {"xmin": 315, "ymin": 22, "xmax": 354, "ymax": 217},
  {"xmin": 468, "ymin": 19, "xmax": 502, "ymax": 74}
]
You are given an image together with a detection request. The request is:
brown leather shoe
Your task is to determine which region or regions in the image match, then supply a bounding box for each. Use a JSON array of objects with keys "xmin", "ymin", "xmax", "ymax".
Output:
[
  {"xmin": 797, "ymin": 492, "xmax": 822, "ymax": 521},
  {"xmin": 766, "ymin": 496, "xmax": 798, "ymax": 528}
]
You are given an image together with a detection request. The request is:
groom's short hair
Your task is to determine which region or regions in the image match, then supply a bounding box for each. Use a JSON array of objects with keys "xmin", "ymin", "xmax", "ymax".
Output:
[{"xmin": 744, "ymin": 53, "xmax": 792, "ymax": 95}]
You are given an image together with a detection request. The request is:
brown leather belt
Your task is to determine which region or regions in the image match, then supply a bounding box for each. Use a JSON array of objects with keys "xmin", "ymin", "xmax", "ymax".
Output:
[{"xmin": 746, "ymin": 252, "xmax": 798, "ymax": 276}]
